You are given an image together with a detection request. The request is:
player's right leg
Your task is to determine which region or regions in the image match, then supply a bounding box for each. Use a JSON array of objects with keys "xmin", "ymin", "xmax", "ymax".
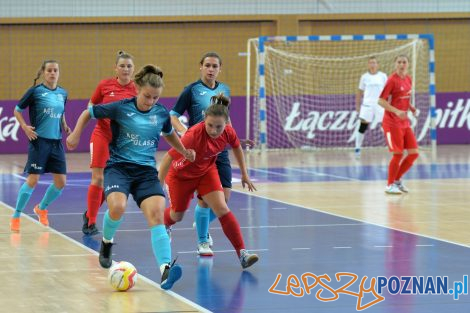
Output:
[
  {"xmin": 383, "ymin": 125, "xmax": 405, "ymax": 194},
  {"xmin": 84, "ymin": 134, "xmax": 109, "ymax": 235},
  {"xmin": 199, "ymin": 170, "xmax": 259, "ymax": 268},
  {"xmin": 11, "ymin": 174, "xmax": 39, "ymax": 232},
  {"xmin": 99, "ymin": 165, "xmax": 130, "ymax": 268},
  {"xmin": 355, "ymin": 106, "xmax": 372, "ymax": 157}
]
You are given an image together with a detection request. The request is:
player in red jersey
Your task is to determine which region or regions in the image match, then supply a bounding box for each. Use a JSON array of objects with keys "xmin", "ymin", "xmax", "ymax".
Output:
[
  {"xmin": 159, "ymin": 93, "xmax": 259, "ymax": 269},
  {"xmin": 378, "ymin": 55, "xmax": 419, "ymax": 195},
  {"xmin": 83, "ymin": 51, "xmax": 138, "ymax": 235}
]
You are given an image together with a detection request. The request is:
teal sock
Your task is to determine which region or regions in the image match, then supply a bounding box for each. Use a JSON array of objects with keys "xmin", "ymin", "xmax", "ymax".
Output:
[
  {"xmin": 102, "ymin": 210, "xmax": 123, "ymax": 241},
  {"xmin": 39, "ymin": 184, "xmax": 63, "ymax": 210},
  {"xmin": 194, "ymin": 204, "xmax": 210, "ymax": 244},
  {"xmin": 151, "ymin": 224, "xmax": 171, "ymax": 266},
  {"xmin": 13, "ymin": 183, "xmax": 35, "ymax": 218},
  {"xmin": 209, "ymin": 209, "xmax": 217, "ymax": 223}
]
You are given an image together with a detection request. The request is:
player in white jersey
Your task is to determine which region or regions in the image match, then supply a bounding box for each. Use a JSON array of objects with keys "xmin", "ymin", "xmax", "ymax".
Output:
[{"xmin": 354, "ymin": 56, "xmax": 388, "ymax": 156}]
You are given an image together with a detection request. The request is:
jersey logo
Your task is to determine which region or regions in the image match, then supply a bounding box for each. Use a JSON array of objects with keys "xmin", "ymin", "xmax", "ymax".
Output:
[
  {"xmin": 41, "ymin": 92, "xmax": 49, "ymax": 97},
  {"xmin": 126, "ymin": 113, "xmax": 136, "ymax": 117},
  {"xmin": 149, "ymin": 115, "xmax": 158, "ymax": 125},
  {"xmin": 110, "ymin": 92, "xmax": 115, "ymax": 97},
  {"xmin": 200, "ymin": 91, "xmax": 207, "ymax": 96}
]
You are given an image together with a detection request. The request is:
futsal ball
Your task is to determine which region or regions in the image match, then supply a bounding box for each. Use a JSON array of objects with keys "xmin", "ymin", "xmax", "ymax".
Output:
[{"xmin": 108, "ymin": 261, "xmax": 138, "ymax": 291}]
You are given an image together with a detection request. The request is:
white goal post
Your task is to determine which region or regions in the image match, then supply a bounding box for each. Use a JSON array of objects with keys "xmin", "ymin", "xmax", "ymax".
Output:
[{"xmin": 246, "ymin": 34, "xmax": 436, "ymax": 154}]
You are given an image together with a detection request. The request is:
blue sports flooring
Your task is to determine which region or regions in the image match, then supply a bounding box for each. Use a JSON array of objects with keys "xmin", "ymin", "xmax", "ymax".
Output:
[{"xmin": 2, "ymin": 164, "xmax": 470, "ymax": 312}]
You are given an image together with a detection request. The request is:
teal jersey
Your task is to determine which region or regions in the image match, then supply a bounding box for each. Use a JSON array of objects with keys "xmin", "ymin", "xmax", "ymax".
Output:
[
  {"xmin": 89, "ymin": 97, "xmax": 174, "ymax": 168},
  {"xmin": 16, "ymin": 84, "xmax": 68, "ymax": 140},
  {"xmin": 170, "ymin": 79, "xmax": 230, "ymax": 127}
]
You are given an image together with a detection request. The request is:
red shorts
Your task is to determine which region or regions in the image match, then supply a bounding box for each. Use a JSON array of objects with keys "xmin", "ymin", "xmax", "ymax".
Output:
[
  {"xmin": 165, "ymin": 166, "xmax": 223, "ymax": 213},
  {"xmin": 89, "ymin": 129, "xmax": 111, "ymax": 168},
  {"xmin": 382, "ymin": 125, "xmax": 418, "ymax": 153}
]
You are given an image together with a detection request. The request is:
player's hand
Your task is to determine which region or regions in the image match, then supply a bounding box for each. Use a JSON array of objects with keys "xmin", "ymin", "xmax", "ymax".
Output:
[
  {"xmin": 183, "ymin": 149, "xmax": 196, "ymax": 162},
  {"xmin": 64, "ymin": 125, "xmax": 72, "ymax": 135},
  {"xmin": 22, "ymin": 125, "xmax": 37, "ymax": 141},
  {"xmin": 240, "ymin": 139, "xmax": 255, "ymax": 149},
  {"xmin": 241, "ymin": 175, "xmax": 257, "ymax": 192},
  {"xmin": 66, "ymin": 132, "xmax": 79, "ymax": 150},
  {"xmin": 413, "ymin": 108, "xmax": 420, "ymax": 118},
  {"xmin": 395, "ymin": 110, "xmax": 407, "ymax": 120}
]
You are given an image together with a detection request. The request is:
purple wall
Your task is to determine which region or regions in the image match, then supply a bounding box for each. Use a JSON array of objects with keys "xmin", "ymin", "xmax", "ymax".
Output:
[
  {"xmin": 0, "ymin": 96, "xmax": 247, "ymax": 154},
  {"xmin": 0, "ymin": 92, "xmax": 469, "ymax": 154}
]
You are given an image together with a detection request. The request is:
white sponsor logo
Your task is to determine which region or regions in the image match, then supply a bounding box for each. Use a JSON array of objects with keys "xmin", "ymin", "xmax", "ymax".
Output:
[
  {"xmin": 200, "ymin": 91, "xmax": 207, "ymax": 96},
  {"xmin": 41, "ymin": 92, "xmax": 48, "ymax": 97},
  {"xmin": 105, "ymin": 184, "xmax": 119, "ymax": 192},
  {"xmin": 43, "ymin": 108, "xmax": 62, "ymax": 119},
  {"xmin": 126, "ymin": 132, "xmax": 155, "ymax": 146},
  {"xmin": 126, "ymin": 112, "xmax": 136, "ymax": 117},
  {"xmin": 0, "ymin": 107, "xmax": 20, "ymax": 142},
  {"xmin": 283, "ymin": 98, "xmax": 470, "ymax": 143},
  {"xmin": 30, "ymin": 163, "xmax": 43, "ymax": 170}
]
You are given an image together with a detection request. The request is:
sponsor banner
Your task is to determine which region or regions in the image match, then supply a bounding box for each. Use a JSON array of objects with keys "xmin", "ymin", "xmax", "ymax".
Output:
[
  {"xmin": 1, "ymin": 92, "xmax": 468, "ymax": 153},
  {"xmin": 262, "ymin": 92, "xmax": 470, "ymax": 148},
  {"xmin": 0, "ymin": 97, "xmax": 247, "ymax": 154}
]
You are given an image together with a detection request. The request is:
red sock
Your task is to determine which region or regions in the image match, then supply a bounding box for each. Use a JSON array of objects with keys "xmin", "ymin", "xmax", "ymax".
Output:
[
  {"xmin": 87, "ymin": 184, "xmax": 103, "ymax": 225},
  {"xmin": 396, "ymin": 153, "xmax": 419, "ymax": 181},
  {"xmin": 164, "ymin": 207, "xmax": 176, "ymax": 227},
  {"xmin": 388, "ymin": 154, "xmax": 403, "ymax": 185},
  {"xmin": 219, "ymin": 211, "xmax": 245, "ymax": 257}
]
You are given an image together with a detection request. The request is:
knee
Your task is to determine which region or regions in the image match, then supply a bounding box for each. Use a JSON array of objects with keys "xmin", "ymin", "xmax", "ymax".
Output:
[
  {"xmin": 358, "ymin": 122, "xmax": 368, "ymax": 134},
  {"xmin": 171, "ymin": 212, "xmax": 184, "ymax": 222},
  {"xmin": 91, "ymin": 173, "xmax": 104, "ymax": 186},
  {"xmin": 109, "ymin": 204, "xmax": 126, "ymax": 219},
  {"xmin": 213, "ymin": 205, "xmax": 230, "ymax": 217},
  {"xmin": 26, "ymin": 175, "xmax": 39, "ymax": 188}
]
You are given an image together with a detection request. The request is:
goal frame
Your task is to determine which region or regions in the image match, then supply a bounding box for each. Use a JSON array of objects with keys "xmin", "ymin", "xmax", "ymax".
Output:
[{"xmin": 246, "ymin": 34, "xmax": 436, "ymax": 155}]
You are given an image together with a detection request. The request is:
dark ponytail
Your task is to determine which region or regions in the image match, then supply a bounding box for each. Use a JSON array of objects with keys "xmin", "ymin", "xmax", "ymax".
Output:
[{"xmin": 205, "ymin": 93, "xmax": 230, "ymax": 121}]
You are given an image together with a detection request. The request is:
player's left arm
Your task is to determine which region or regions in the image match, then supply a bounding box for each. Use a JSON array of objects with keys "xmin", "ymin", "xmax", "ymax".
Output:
[
  {"xmin": 61, "ymin": 114, "xmax": 71, "ymax": 135},
  {"xmin": 231, "ymin": 145, "xmax": 256, "ymax": 192}
]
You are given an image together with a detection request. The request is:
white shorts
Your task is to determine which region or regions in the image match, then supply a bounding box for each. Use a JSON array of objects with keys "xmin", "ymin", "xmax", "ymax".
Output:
[{"xmin": 359, "ymin": 103, "xmax": 384, "ymax": 124}]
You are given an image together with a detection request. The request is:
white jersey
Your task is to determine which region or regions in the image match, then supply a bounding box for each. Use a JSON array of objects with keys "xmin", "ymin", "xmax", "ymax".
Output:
[{"xmin": 358, "ymin": 71, "xmax": 388, "ymax": 106}]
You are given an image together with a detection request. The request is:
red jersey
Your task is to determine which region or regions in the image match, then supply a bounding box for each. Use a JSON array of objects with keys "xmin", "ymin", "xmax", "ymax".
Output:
[
  {"xmin": 91, "ymin": 78, "xmax": 137, "ymax": 139},
  {"xmin": 168, "ymin": 122, "xmax": 240, "ymax": 179},
  {"xmin": 380, "ymin": 73, "xmax": 412, "ymax": 128}
]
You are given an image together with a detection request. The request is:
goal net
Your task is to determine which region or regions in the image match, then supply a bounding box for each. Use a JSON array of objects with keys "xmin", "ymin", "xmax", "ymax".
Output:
[{"xmin": 247, "ymin": 35, "xmax": 436, "ymax": 151}]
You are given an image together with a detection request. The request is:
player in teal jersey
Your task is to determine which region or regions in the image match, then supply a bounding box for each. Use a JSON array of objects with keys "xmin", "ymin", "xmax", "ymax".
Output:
[
  {"xmin": 67, "ymin": 64, "xmax": 195, "ymax": 290},
  {"xmin": 10, "ymin": 60, "xmax": 71, "ymax": 232}
]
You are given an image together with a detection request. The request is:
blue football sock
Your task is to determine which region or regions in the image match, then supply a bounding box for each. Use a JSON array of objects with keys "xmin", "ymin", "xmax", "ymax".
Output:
[
  {"xmin": 151, "ymin": 224, "xmax": 171, "ymax": 266},
  {"xmin": 39, "ymin": 184, "xmax": 63, "ymax": 210},
  {"xmin": 194, "ymin": 204, "xmax": 210, "ymax": 244},
  {"xmin": 209, "ymin": 209, "xmax": 217, "ymax": 223},
  {"xmin": 13, "ymin": 183, "xmax": 35, "ymax": 218},
  {"xmin": 102, "ymin": 210, "xmax": 123, "ymax": 241}
]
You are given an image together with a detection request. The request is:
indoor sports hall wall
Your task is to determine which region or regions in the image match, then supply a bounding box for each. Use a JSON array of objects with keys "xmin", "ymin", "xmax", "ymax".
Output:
[{"xmin": 1, "ymin": 2, "xmax": 470, "ymax": 152}]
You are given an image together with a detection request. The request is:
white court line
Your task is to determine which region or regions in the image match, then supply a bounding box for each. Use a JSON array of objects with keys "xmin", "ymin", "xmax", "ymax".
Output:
[
  {"xmin": 178, "ymin": 248, "xmax": 269, "ymax": 255},
  {"xmin": 0, "ymin": 200, "xmax": 213, "ymax": 313},
  {"xmin": 416, "ymin": 244, "xmax": 434, "ymax": 247},
  {"xmin": 374, "ymin": 246, "xmax": 393, "ymax": 248},
  {"xmin": 292, "ymin": 247, "xmax": 310, "ymax": 250},
  {"xmin": 333, "ymin": 247, "xmax": 352, "ymax": 249},
  {"xmin": 232, "ymin": 188, "xmax": 470, "ymax": 249},
  {"xmin": 285, "ymin": 167, "xmax": 361, "ymax": 182}
]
